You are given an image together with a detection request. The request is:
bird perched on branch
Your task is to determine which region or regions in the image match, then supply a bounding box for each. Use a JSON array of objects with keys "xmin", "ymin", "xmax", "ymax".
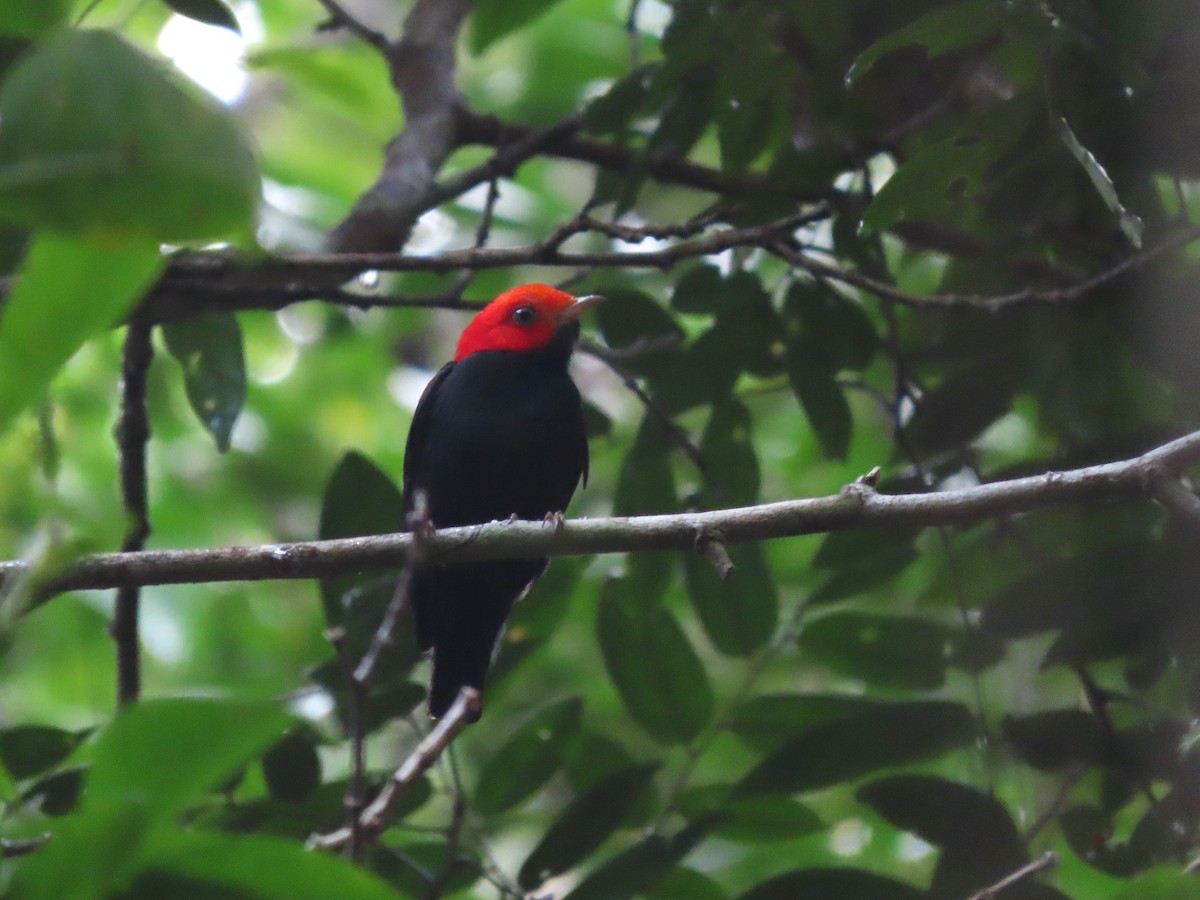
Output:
[{"xmin": 403, "ymin": 284, "xmax": 601, "ymax": 721}]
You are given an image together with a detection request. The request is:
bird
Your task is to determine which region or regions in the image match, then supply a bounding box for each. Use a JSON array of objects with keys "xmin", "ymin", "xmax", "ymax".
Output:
[{"xmin": 402, "ymin": 284, "xmax": 601, "ymax": 721}]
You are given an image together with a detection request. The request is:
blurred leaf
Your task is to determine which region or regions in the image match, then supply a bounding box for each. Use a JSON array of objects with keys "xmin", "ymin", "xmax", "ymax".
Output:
[
  {"xmin": 162, "ymin": 312, "xmax": 246, "ymax": 452},
  {"xmin": 474, "ymin": 696, "xmax": 583, "ymax": 816},
  {"xmin": 564, "ymin": 731, "xmax": 638, "ymax": 792},
  {"xmin": 858, "ymin": 775, "xmax": 1029, "ymax": 897},
  {"xmin": 1108, "ymin": 869, "xmax": 1200, "ymax": 899},
  {"xmin": 261, "ymin": 731, "xmax": 321, "ymax": 804},
  {"xmin": 22, "ymin": 765, "xmax": 85, "ymax": 816},
  {"xmin": 518, "ymin": 763, "xmax": 659, "ymax": 890},
  {"xmin": 782, "ymin": 282, "xmax": 878, "ymax": 374},
  {"xmin": 0, "ymin": 0, "xmax": 72, "ymax": 36},
  {"xmin": 369, "ymin": 840, "xmax": 478, "ymax": 896},
  {"xmin": 0, "ymin": 724, "xmax": 87, "ymax": 779},
  {"xmin": 597, "ymin": 577, "xmax": 713, "ymax": 745},
  {"xmin": 562, "ymin": 822, "xmax": 711, "ymax": 900},
  {"xmin": 739, "ymin": 868, "xmax": 923, "ymax": 900},
  {"xmin": 591, "ymin": 286, "xmax": 683, "ymax": 380},
  {"xmin": 904, "ymin": 363, "xmax": 1019, "ymax": 455},
  {"xmin": 0, "ymin": 233, "xmax": 164, "ymax": 434},
  {"xmin": 787, "ymin": 353, "xmax": 851, "ymax": 459},
  {"xmin": 161, "ymin": 0, "xmax": 240, "ymax": 33},
  {"xmin": 584, "ymin": 65, "xmax": 657, "ymax": 135},
  {"xmin": 729, "ymin": 693, "xmax": 885, "ymax": 753},
  {"xmin": 683, "ymin": 543, "xmax": 777, "ymax": 657},
  {"xmin": 86, "ymin": 698, "xmax": 291, "ymax": 820},
  {"xmin": 798, "ymin": 612, "xmax": 952, "ymax": 691},
  {"xmin": 0, "ymin": 29, "xmax": 258, "ymax": 239},
  {"xmin": 613, "ymin": 417, "xmax": 678, "ymax": 599},
  {"xmin": 847, "ymin": 0, "xmax": 1006, "ymax": 84},
  {"xmin": 1056, "ymin": 116, "xmax": 1143, "ymax": 248},
  {"xmin": 645, "ymin": 866, "xmax": 728, "ymax": 900},
  {"xmin": 738, "ymin": 700, "xmax": 975, "ymax": 794},
  {"xmin": 681, "ymin": 786, "xmax": 821, "ymax": 843},
  {"xmin": 471, "ymin": 0, "xmax": 567, "ymax": 54},
  {"xmin": 701, "ymin": 398, "xmax": 759, "ymax": 505},
  {"xmin": 142, "ymin": 829, "xmax": 400, "ymax": 900},
  {"xmin": 317, "ymin": 452, "xmax": 405, "ymax": 622},
  {"xmin": 1003, "ymin": 710, "xmax": 1108, "ymax": 772}
]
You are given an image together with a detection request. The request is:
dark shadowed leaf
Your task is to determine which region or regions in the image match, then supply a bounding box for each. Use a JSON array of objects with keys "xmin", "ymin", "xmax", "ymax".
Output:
[
  {"xmin": 847, "ymin": 0, "xmax": 1006, "ymax": 84},
  {"xmin": 903, "ymin": 364, "xmax": 1018, "ymax": 455},
  {"xmin": 563, "ymin": 731, "xmax": 638, "ymax": 792},
  {"xmin": 782, "ymin": 282, "xmax": 879, "ymax": 375},
  {"xmin": 729, "ymin": 693, "xmax": 884, "ymax": 753},
  {"xmin": 584, "ymin": 64, "xmax": 658, "ymax": 135},
  {"xmin": 518, "ymin": 763, "xmax": 659, "ymax": 890},
  {"xmin": 738, "ymin": 701, "xmax": 975, "ymax": 794},
  {"xmin": 370, "ymin": 840, "xmax": 479, "ymax": 896},
  {"xmin": 317, "ymin": 452, "xmax": 405, "ymax": 622},
  {"xmin": 597, "ymin": 577, "xmax": 713, "ymax": 745},
  {"xmin": 701, "ymin": 398, "xmax": 760, "ymax": 506},
  {"xmin": 787, "ymin": 353, "xmax": 851, "ymax": 459},
  {"xmin": 162, "ymin": 0, "xmax": 240, "ymax": 32},
  {"xmin": 613, "ymin": 417, "xmax": 678, "ymax": 598},
  {"xmin": 475, "ymin": 697, "xmax": 583, "ymax": 816},
  {"xmin": 681, "ymin": 785, "xmax": 822, "ymax": 843},
  {"xmin": 0, "ymin": 724, "xmax": 87, "ymax": 779},
  {"xmin": 592, "ymin": 286, "xmax": 683, "ymax": 380},
  {"xmin": 645, "ymin": 866, "xmax": 729, "ymax": 900},
  {"xmin": 163, "ymin": 313, "xmax": 246, "ymax": 452},
  {"xmin": 22, "ymin": 765, "xmax": 85, "ymax": 816},
  {"xmin": 683, "ymin": 543, "xmax": 777, "ymax": 657},
  {"xmin": 563, "ymin": 821, "xmax": 711, "ymax": 900},
  {"xmin": 738, "ymin": 868, "xmax": 923, "ymax": 900},
  {"xmin": 1003, "ymin": 710, "xmax": 1108, "ymax": 772},
  {"xmin": 798, "ymin": 612, "xmax": 953, "ymax": 690},
  {"xmin": 261, "ymin": 730, "xmax": 321, "ymax": 804},
  {"xmin": 471, "ymin": 0, "xmax": 567, "ymax": 54}
]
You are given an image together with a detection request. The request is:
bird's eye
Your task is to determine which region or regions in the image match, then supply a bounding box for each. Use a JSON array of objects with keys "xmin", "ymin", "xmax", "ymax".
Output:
[{"xmin": 511, "ymin": 306, "xmax": 537, "ymax": 326}]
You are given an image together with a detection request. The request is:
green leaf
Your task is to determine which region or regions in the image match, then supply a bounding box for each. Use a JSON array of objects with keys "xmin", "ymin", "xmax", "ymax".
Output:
[
  {"xmin": 739, "ymin": 868, "xmax": 924, "ymax": 900},
  {"xmin": 646, "ymin": 867, "xmax": 729, "ymax": 900},
  {"xmin": 518, "ymin": 763, "xmax": 659, "ymax": 890},
  {"xmin": 846, "ymin": 0, "xmax": 1006, "ymax": 84},
  {"xmin": 729, "ymin": 693, "xmax": 886, "ymax": 753},
  {"xmin": 861, "ymin": 100, "xmax": 1035, "ymax": 234},
  {"xmin": 471, "ymin": 0, "xmax": 568, "ymax": 54},
  {"xmin": 903, "ymin": 364, "xmax": 1018, "ymax": 455},
  {"xmin": 683, "ymin": 543, "xmax": 777, "ymax": 657},
  {"xmin": 0, "ymin": 29, "xmax": 258, "ymax": 240},
  {"xmin": 261, "ymin": 731, "xmax": 321, "ymax": 804},
  {"xmin": 738, "ymin": 700, "xmax": 975, "ymax": 794},
  {"xmin": 162, "ymin": 312, "xmax": 246, "ymax": 452},
  {"xmin": 474, "ymin": 697, "xmax": 583, "ymax": 816},
  {"xmin": 1002, "ymin": 710, "xmax": 1108, "ymax": 772},
  {"xmin": 613, "ymin": 417, "xmax": 678, "ymax": 600},
  {"xmin": 786, "ymin": 353, "xmax": 851, "ymax": 459},
  {"xmin": 681, "ymin": 786, "xmax": 822, "ymax": 843},
  {"xmin": 584, "ymin": 65, "xmax": 657, "ymax": 136},
  {"xmin": 591, "ymin": 285, "xmax": 683, "ymax": 380},
  {"xmin": 0, "ymin": 233, "xmax": 164, "ymax": 434},
  {"xmin": 86, "ymin": 697, "xmax": 292, "ymax": 820},
  {"xmin": 161, "ymin": 0, "xmax": 240, "ymax": 33},
  {"xmin": 0, "ymin": 0, "xmax": 72, "ymax": 36},
  {"xmin": 597, "ymin": 577, "xmax": 714, "ymax": 745},
  {"xmin": 317, "ymin": 451, "xmax": 405, "ymax": 622},
  {"xmin": 22, "ymin": 765, "xmax": 85, "ymax": 816},
  {"xmin": 142, "ymin": 829, "xmax": 401, "ymax": 900},
  {"xmin": 798, "ymin": 612, "xmax": 952, "ymax": 691},
  {"xmin": 701, "ymin": 398, "xmax": 760, "ymax": 506},
  {"xmin": 0, "ymin": 724, "xmax": 88, "ymax": 779},
  {"xmin": 1055, "ymin": 116, "xmax": 1143, "ymax": 248},
  {"xmin": 562, "ymin": 823, "xmax": 710, "ymax": 900},
  {"xmin": 1107, "ymin": 868, "xmax": 1200, "ymax": 899}
]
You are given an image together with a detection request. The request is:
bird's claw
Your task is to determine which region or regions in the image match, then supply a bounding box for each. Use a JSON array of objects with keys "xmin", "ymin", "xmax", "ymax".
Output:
[{"xmin": 543, "ymin": 510, "xmax": 567, "ymax": 533}]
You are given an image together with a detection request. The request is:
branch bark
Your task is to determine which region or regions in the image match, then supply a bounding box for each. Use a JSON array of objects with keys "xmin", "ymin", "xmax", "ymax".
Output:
[{"xmin": 5, "ymin": 429, "xmax": 1199, "ymax": 597}]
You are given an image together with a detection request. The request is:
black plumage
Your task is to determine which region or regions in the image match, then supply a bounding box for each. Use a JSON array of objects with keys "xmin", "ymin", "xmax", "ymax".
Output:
[{"xmin": 402, "ymin": 320, "xmax": 589, "ymax": 720}]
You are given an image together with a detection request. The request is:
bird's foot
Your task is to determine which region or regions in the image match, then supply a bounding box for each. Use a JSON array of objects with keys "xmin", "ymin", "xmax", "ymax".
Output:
[{"xmin": 543, "ymin": 510, "xmax": 567, "ymax": 533}]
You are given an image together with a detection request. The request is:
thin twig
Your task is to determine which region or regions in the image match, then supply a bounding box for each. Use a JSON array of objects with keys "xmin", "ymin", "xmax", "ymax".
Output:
[
  {"xmin": 964, "ymin": 851, "xmax": 1059, "ymax": 899},
  {"xmin": 313, "ymin": 0, "xmax": 390, "ymax": 51},
  {"xmin": 309, "ymin": 687, "xmax": 480, "ymax": 852},
  {"xmin": 111, "ymin": 316, "xmax": 154, "ymax": 708},
  {"xmin": 7, "ymin": 428, "xmax": 1200, "ymax": 595}
]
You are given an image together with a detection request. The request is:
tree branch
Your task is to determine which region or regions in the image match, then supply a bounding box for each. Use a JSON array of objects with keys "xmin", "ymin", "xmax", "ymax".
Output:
[
  {"xmin": 325, "ymin": 0, "xmax": 473, "ymax": 252},
  {"xmin": 6, "ymin": 430, "xmax": 1200, "ymax": 597},
  {"xmin": 111, "ymin": 317, "xmax": 154, "ymax": 707}
]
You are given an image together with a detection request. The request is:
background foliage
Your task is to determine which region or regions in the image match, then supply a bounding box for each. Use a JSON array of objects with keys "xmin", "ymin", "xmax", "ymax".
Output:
[{"xmin": 2, "ymin": 0, "xmax": 1200, "ymax": 897}]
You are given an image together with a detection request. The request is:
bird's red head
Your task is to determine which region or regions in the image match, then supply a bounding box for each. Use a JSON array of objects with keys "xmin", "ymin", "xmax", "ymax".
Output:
[{"xmin": 455, "ymin": 284, "xmax": 601, "ymax": 361}]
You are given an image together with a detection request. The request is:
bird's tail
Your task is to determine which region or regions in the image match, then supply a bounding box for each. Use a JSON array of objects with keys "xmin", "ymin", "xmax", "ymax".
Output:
[{"xmin": 428, "ymin": 640, "xmax": 487, "ymax": 722}]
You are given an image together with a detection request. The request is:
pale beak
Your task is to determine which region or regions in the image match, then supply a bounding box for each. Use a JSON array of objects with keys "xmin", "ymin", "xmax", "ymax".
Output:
[{"xmin": 557, "ymin": 294, "xmax": 604, "ymax": 323}]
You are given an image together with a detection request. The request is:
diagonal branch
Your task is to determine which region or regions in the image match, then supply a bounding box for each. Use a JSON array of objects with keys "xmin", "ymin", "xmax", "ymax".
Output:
[{"xmin": 5, "ymin": 429, "xmax": 1200, "ymax": 597}]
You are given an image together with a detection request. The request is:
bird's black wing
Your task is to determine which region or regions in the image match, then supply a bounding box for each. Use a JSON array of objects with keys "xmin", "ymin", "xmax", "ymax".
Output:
[{"xmin": 401, "ymin": 360, "xmax": 456, "ymax": 509}]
